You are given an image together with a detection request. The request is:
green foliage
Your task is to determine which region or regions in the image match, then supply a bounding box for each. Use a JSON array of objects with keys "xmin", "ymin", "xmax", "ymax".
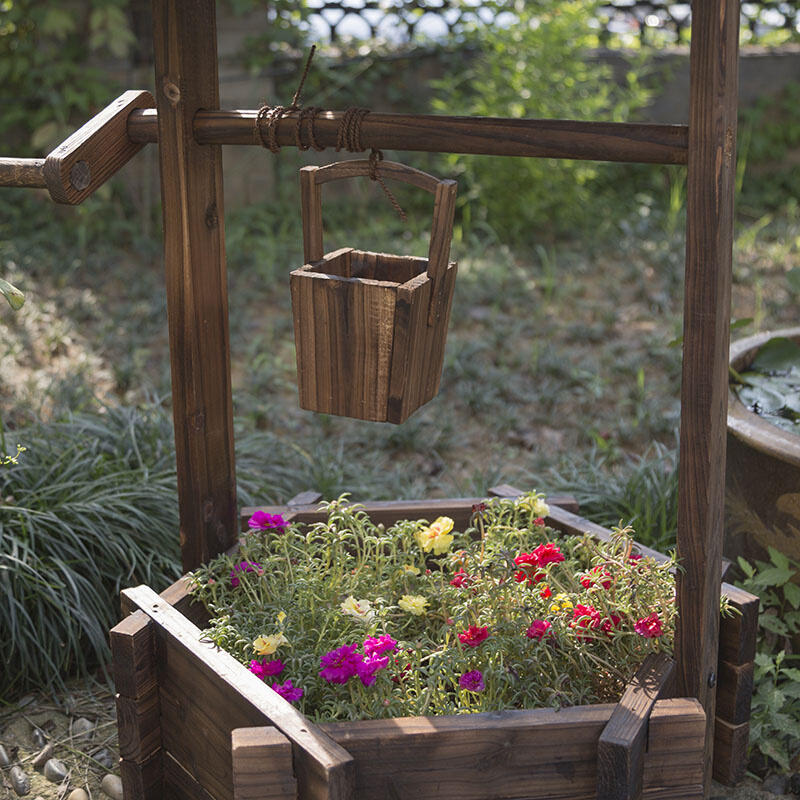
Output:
[
  {"xmin": 191, "ymin": 493, "xmax": 676, "ymax": 721},
  {"xmin": 738, "ymin": 82, "xmax": 800, "ymax": 216},
  {"xmin": 0, "ymin": 404, "xmax": 182, "ymax": 698},
  {"xmin": 736, "ymin": 548, "xmax": 800, "ymax": 772},
  {"xmin": 732, "ymin": 337, "xmax": 800, "ymax": 434},
  {"xmin": 430, "ymin": 1, "xmax": 651, "ymax": 242},
  {"xmin": 531, "ymin": 440, "xmax": 679, "ymax": 552},
  {"xmin": 0, "ymin": 0, "xmax": 134, "ymax": 153}
]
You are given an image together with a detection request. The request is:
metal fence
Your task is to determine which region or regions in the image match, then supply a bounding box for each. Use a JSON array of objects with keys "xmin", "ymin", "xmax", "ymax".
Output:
[{"xmin": 300, "ymin": 0, "xmax": 799, "ymax": 45}]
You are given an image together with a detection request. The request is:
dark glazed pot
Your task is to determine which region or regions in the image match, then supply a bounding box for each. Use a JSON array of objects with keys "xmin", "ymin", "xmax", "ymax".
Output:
[{"xmin": 726, "ymin": 327, "xmax": 800, "ymax": 565}]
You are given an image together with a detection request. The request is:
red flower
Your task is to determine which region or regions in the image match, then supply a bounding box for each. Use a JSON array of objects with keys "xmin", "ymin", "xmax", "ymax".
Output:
[
  {"xmin": 580, "ymin": 565, "xmax": 613, "ymax": 590},
  {"xmin": 533, "ymin": 543, "xmax": 565, "ymax": 567},
  {"xmin": 514, "ymin": 543, "xmax": 564, "ymax": 585},
  {"xmin": 525, "ymin": 619, "xmax": 553, "ymax": 640},
  {"xmin": 458, "ymin": 625, "xmax": 489, "ymax": 648},
  {"xmin": 533, "ymin": 517, "xmax": 546, "ymax": 527},
  {"xmin": 600, "ymin": 614, "xmax": 622, "ymax": 636},
  {"xmin": 570, "ymin": 604, "xmax": 601, "ymax": 639},
  {"xmin": 450, "ymin": 569, "xmax": 473, "ymax": 588},
  {"xmin": 539, "ymin": 584, "xmax": 552, "ymax": 599},
  {"xmin": 634, "ymin": 612, "xmax": 663, "ymax": 638}
]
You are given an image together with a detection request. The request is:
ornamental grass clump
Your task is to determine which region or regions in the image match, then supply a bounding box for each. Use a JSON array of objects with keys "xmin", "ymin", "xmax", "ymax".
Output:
[{"xmin": 189, "ymin": 492, "xmax": 676, "ymax": 722}]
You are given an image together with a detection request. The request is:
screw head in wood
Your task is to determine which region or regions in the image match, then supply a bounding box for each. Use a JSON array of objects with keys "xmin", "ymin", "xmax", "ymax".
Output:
[
  {"xmin": 708, "ymin": 671, "xmax": 717, "ymax": 688},
  {"xmin": 69, "ymin": 160, "xmax": 91, "ymax": 191}
]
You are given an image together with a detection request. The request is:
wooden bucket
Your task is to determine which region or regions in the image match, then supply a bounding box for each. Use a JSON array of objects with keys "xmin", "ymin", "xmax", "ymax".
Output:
[{"xmin": 290, "ymin": 160, "xmax": 458, "ymax": 424}]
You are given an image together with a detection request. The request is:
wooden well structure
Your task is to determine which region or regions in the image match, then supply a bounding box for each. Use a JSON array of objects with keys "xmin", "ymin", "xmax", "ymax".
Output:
[{"xmin": 0, "ymin": 1, "xmax": 759, "ymax": 798}]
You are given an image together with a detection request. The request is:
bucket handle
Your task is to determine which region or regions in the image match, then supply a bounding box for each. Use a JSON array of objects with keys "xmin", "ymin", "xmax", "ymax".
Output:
[{"xmin": 300, "ymin": 160, "xmax": 457, "ymax": 325}]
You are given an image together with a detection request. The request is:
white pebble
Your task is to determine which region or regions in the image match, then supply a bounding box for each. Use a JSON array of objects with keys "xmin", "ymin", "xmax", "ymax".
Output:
[{"xmin": 101, "ymin": 773, "xmax": 124, "ymax": 800}]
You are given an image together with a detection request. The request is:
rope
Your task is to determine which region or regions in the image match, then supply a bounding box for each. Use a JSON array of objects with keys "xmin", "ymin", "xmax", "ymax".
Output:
[{"xmin": 255, "ymin": 46, "xmax": 406, "ymax": 221}]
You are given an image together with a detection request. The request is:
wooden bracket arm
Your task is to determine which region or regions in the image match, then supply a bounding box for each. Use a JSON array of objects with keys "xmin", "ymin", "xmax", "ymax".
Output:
[{"xmin": 43, "ymin": 89, "xmax": 155, "ymax": 204}]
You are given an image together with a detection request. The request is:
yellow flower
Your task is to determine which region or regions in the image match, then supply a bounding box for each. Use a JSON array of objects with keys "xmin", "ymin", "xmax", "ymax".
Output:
[
  {"xmin": 549, "ymin": 594, "xmax": 573, "ymax": 613},
  {"xmin": 340, "ymin": 596, "xmax": 376, "ymax": 622},
  {"xmin": 401, "ymin": 565, "xmax": 420, "ymax": 575},
  {"xmin": 276, "ymin": 611, "xmax": 287, "ymax": 625},
  {"xmin": 415, "ymin": 516, "xmax": 455, "ymax": 555},
  {"xmin": 517, "ymin": 493, "xmax": 550, "ymax": 518},
  {"xmin": 252, "ymin": 632, "xmax": 289, "ymax": 655},
  {"xmin": 398, "ymin": 594, "xmax": 428, "ymax": 615}
]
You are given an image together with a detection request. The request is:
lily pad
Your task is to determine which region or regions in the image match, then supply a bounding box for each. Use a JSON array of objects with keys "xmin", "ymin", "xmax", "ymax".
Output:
[{"xmin": 750, "ymin": 337, "xmax": 800, "ymax": 373}]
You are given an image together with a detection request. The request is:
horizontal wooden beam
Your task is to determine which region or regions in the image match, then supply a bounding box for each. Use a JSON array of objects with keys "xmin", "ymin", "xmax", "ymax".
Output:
[
  {"xmin": 0, "ymin": 158, "xmax": 46, "ymax": 189},
  {"xmin": 127, "ymin": 108, "xmax": 688, "ymax": 165}
]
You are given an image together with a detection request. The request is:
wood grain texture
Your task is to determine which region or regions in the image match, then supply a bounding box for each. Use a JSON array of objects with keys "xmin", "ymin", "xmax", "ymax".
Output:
[
  {"xmin": 676, "ymin": 4, "xmax": 740, "ymax": 791},
  {"xmin": 712, "ymin": 718, "xmax": 750, "ymax": 786},
  {"xmin": 715, "ymin": 660, "xmax": 754, "ymax": 726},
  {"xmin": 43, "ymin": 90, "xmax": 154, "ymax": 204},
  {"xmin": 127, "ymin": 108, "xmax": 689, "ymax": 165},
  {"xmin": 122, "ymin": 585, "xmax": 354, "ymax": 800},
  {"xmin": 597, "ymin": 654, "xmax": 675, "ymax": 800},
  {"xmin": 120, "ymin": 749, "xmax": 162, "ymax": 800},
  {"xmin": 718, "ymin": 583, "xmax": 760, "ymax": 666},
  {"xmin": 116, "ymin": 691, "xmax": 161, "ymax": 763},
  {"xmin": 152, "ymin": 0, "xmax": 237, "ymax": 573},
  {"xmin": 240, "ymin": 493, "xmax": 581, "ymax": 532},
  {"xmin": 162, "ymin": 750, "xmax": 217, "ymax": 800},
  {"xmin": 0, "ymin": 158, "xmax": 46, "ymax": 188},
  {"xmin": 313, "ymin": 159, "xmax": 441, "ymax": 193},
  {"xmin": 232, "ymin": 727, "xmax": 298, "ymax": 800},
  {"xmin": 110, "ymin": 611, "xmax": 158, "ymax": 698}
]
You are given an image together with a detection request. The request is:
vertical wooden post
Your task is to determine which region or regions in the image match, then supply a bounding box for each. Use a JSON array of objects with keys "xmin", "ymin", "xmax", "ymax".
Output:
[
  {"xmin": 152, "ymin": 0, "xmax": 237, "ymax": 571},
  {"xmin": 676, "ymin": 0, "xmax": 740, "ymax": 793}
]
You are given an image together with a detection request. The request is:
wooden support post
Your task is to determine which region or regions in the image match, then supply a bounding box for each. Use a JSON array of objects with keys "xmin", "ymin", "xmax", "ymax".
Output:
[
  {"xmin": 110, "ymin": 611, "xmax": 163, "ymax": 799},
  {"xmin": 597, "ymin": 654, "xmax": 676, "ymax": 800},
  {"xmin": 232, "ymin": 727, "xmax": 298, "ymax": 799},
  {"xmin": 676, "ymin": 0, "xmax": 740, "ymax": 794},
  {"xmin": 152, "ymin": 0, "xmax": 237, "ymax": 572}
]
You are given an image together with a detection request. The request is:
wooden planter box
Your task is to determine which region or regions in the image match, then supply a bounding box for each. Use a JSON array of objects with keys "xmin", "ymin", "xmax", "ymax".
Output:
[{"xmin": 111, "ymin": 488, "xmax": 758, "ymax": 800}]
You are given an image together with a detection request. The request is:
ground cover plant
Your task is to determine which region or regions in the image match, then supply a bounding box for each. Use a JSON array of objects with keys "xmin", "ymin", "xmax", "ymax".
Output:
[{"xmin": 189, "ymin": 492, "xmax": 676, "ymax": 721}]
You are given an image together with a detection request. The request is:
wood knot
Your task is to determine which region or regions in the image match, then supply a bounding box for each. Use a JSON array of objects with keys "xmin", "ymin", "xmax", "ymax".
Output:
[
  {"xmin": 205, "ymin": 205, "xmax": 219, "ymax": 229},
  {"xmin": 203, "ymin": 499, "xmax": 215, "ymax": 523},
  {"xmin": 724, "ymin": 126, "xmax": 734, "ymax": 167},
  {"xmin": 162, "ymin": 79, "xmax": 181, "ymax": 106},
  {"xmin": 190, "ymin": 411, "xmax": 205, "ymax": 431},
  {"xmin": 69, "ymin": 161, "xmax": 91, "ymax": 192}
]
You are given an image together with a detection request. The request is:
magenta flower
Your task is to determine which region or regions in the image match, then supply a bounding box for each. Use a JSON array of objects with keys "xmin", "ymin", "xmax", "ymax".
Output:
[
  {"xmin": 525, "ymin": 620, "xmax": 553, "ymax": 640},
  {"xmin": 459, "ymin": 670, "xmax": 485, "ymax": 692},
  {"xmin": 248, "ymin": 659, "xmax": 285, "ymax": 680},
  {"xmin": 230, "ymin": 561, "xmax": 260, "ymax": 587},
  {"xmin": 355, "ymin": 653, "xmax": 391, "ymax": 687},
  {"xmin": 271, "ymin": 679, "xmax": 303, "ymax": 702},
  {"xmin": 363, "ymin": 634, "xmax": 397, "ymax": 658},
  {"xmin": 634, "ymin": 612, "xmax": 664, "ymax": 638},
  {"xmin": 248, "ymin": 511, "xmax": 287, "ymax": 532},
  {"xmin": 319, "ymin": 643, "xmax": 363, "ymax": 684}
]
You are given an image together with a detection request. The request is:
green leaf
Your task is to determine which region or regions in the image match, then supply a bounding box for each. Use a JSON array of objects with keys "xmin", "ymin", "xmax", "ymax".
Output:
[
  {"xmin": 0, "ymin": 277, "xmax": 24, "ymax": 311},
  {"xmin": 758, "ymin": 737, "xmax": 792, "ymax": 773},
  {"xmin": 784, "ymin": 581, "xmax": 800, "ymax": 609},
  {"xmin": 768, "ymin": 546, "xmax": 791, "ymax": 572},
  {"xmin": 737, "ymin": 556, "xmax": 756, "ymax": 579},
  {"xmin": 753, "ymin": 566, "xmax": 795, "ymax": 587},
  {"xmin": 751, "ymin": 337, "xmax": 800, "ymax": 372},
  {"xmin": 759, "ymin": 613, "xmax": 789, "ymax": 636}
]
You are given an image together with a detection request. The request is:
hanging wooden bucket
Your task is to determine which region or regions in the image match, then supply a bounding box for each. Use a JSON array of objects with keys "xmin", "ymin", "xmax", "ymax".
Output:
[{"xmin": 290, "ymin": 160, "xmax": 458, "ymax": 424}]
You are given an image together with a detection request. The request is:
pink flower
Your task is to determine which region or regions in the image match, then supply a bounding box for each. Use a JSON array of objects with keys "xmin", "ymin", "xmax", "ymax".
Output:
[
  {"xmin": 230, "ymin": 561, "xmax": 260, "ymax": 587},
  {"xmin": 514, "ymin": 552, "xmax": 540, "ymax": 585},
  {"xmin": 271, "ymin": 679, "xmax": 303, "ymax": 702},
  {"xmin": 533, "ymin": 517, "xmax": 545, "ymax": 527},
  {"xmin": 634, "ymin": 612, "xmax": 663, "ymax": 638},
  {"xmin": 571, "ymin": 604, "xmax": 601, "ymax": 639},
  {"xmin": 459, "ymin": 670, "xmax": 485, "ymax": 692},
  {"xmin": 363, "ymin": 634, "xmax": 397, "ymax": 657},
  {"xmin": 458, "ymin": 625, "xmax": 489, "ymax": 648},
  {"xmin": 355, "ymin": 654, "xmax": 391, "ymax": 687},
  {"xmin": 533, "ymin": 543, "xmax": 565, "ymax": 567},
  {"xmin": 319, "ymin": 643, "xmax": 362, "ymax": 684},
  {"xmin": 525, "ymin": 619, "xmax": 553, "ymax": 640},
  {"xmin": 248, "ymin": 659, "xmax": 284, "ymax": 679},
  {"xmin": 580, "ymin": 565, "xmax": 613, "ymax": 590},
  {"xmin": 248, "ymin": 510, "xmax": 287, "ymax": 532}
]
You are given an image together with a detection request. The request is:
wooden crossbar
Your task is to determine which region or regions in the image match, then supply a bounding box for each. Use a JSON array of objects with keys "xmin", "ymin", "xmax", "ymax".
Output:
[{"xmin": 127, "ymin": 107, "xmax": 688, "ymax": 164}]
